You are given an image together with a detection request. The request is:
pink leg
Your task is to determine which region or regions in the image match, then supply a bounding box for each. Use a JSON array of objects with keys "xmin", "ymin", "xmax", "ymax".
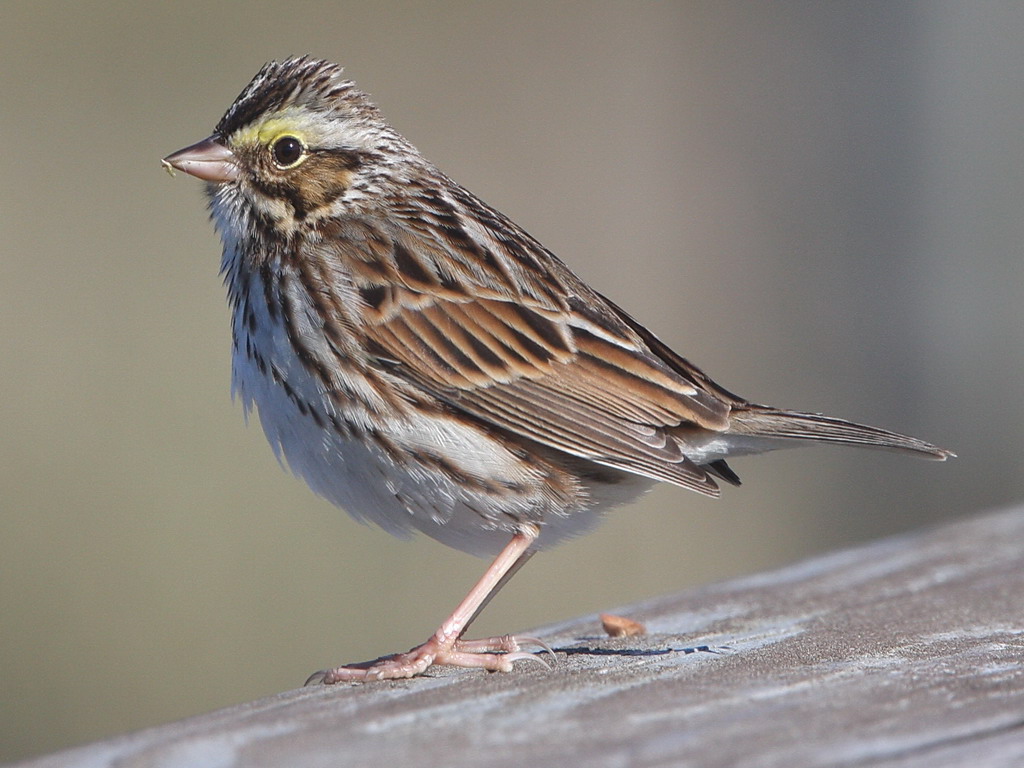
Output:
[{"xmin": 309, "ymin": 526, "xmax": 551, "ymax": 683}]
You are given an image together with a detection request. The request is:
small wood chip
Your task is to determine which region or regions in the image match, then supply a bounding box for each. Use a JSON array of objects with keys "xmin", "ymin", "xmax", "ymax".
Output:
[{"xmin": 600, "ymin": 613, "xmax": 647, "ymax": 637}]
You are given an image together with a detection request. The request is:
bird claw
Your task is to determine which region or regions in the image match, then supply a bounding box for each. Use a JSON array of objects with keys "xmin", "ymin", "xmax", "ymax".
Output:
[
  {"xmin": 501, "ymin": 650, "xmax": 552, "ymax": 670},
  {"xmin": 307, "ymin": 633, "xmax": 556, "ymax": 684},
  {"xmin": 304, "ymin": 669, "xmax": 328, "ymax": 686},
  {"xmin": 515, "ymin": 636, "xmax": 557, "ymax": 662}
]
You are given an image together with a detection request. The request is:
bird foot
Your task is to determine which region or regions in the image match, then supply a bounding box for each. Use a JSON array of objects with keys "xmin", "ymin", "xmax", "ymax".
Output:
[{"xmin": 306, "ymin": 633, "xmax": 554, "ymax": 684}]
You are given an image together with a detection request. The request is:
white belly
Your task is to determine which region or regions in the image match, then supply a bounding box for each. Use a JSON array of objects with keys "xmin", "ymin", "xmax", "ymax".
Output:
[{"xmin": 227, "ymin": 268, "xmax": 652, "ymax": 557}]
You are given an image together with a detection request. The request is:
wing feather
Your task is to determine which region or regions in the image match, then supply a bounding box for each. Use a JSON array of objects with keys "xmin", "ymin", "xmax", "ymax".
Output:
[{"xmin": 340, "ymin": 195, "xmax": 738, "ymax": 494}]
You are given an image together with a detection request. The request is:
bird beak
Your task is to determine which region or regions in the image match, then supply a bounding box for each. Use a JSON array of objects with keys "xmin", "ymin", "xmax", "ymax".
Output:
[{"xmin": 161, "ymin": 137, "xmax": 239, "ymax": 183}]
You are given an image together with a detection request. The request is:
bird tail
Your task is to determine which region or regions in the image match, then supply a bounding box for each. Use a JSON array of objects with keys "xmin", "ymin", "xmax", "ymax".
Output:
[{"xmin": 727, "ymin": 406, "xmax": 954, "ymax": 460}]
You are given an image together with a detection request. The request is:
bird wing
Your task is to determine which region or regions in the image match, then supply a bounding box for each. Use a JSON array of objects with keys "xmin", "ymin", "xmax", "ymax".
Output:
[{"xmin": 339, "ymin": 194, "xmax": 742, "ymax": 495}]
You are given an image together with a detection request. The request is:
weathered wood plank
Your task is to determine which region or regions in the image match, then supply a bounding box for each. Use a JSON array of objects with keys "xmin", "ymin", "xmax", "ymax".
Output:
[{"xmin": 18, "ymin": 507, "xmax": 1024, "ymax": 768}]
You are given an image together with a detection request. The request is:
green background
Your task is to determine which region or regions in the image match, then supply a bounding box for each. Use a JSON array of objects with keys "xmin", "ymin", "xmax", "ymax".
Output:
[{"xmin": 2, "ymin": 1, "xmax": 1019, "ymax": 761}]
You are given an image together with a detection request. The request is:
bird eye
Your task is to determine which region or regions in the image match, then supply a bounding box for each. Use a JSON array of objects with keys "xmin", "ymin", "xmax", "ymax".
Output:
[{"xmin": 272, "ymin": 135, "xmax": 305, "ymax": 168}]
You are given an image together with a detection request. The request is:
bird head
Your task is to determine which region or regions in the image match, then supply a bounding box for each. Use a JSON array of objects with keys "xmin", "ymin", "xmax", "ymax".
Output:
[{"xmin": 162, "ymin": 57, "xmax": 416, "ymax": 231}]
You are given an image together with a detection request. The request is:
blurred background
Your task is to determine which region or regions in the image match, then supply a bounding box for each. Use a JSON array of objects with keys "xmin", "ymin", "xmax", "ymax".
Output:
[{"xmin": 1, "ymin": 1, "xmax": 1020, "ymax": 761}]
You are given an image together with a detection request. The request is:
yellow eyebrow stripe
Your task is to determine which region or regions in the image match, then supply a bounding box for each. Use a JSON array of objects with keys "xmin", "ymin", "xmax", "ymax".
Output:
[{"xmin": 231, "ymin": 109, "xmax": 312, "ymax": 147}]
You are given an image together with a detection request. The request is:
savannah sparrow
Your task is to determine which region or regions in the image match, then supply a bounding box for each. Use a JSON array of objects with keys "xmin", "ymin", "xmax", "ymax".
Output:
[{"xmin": 162, "ymin": 57, "xmax": 951, "ymax": 682}]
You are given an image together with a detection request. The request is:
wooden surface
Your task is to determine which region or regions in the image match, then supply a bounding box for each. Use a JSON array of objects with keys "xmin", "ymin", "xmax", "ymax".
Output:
[{"xmin": 18, "ymin": 507, "xmax": 1024, "ymax": 768}]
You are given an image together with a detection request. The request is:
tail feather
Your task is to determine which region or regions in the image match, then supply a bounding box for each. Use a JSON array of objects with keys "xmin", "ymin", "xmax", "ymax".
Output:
[{"xmin": 728, "ymin": 407, "xmax": 954, "ymax": 460}]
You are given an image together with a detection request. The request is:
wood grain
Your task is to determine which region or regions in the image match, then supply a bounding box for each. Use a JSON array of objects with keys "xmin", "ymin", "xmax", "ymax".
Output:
[{"xmin": 19, "ymin": 507, "xmax": 1024, "ymax": 768}]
